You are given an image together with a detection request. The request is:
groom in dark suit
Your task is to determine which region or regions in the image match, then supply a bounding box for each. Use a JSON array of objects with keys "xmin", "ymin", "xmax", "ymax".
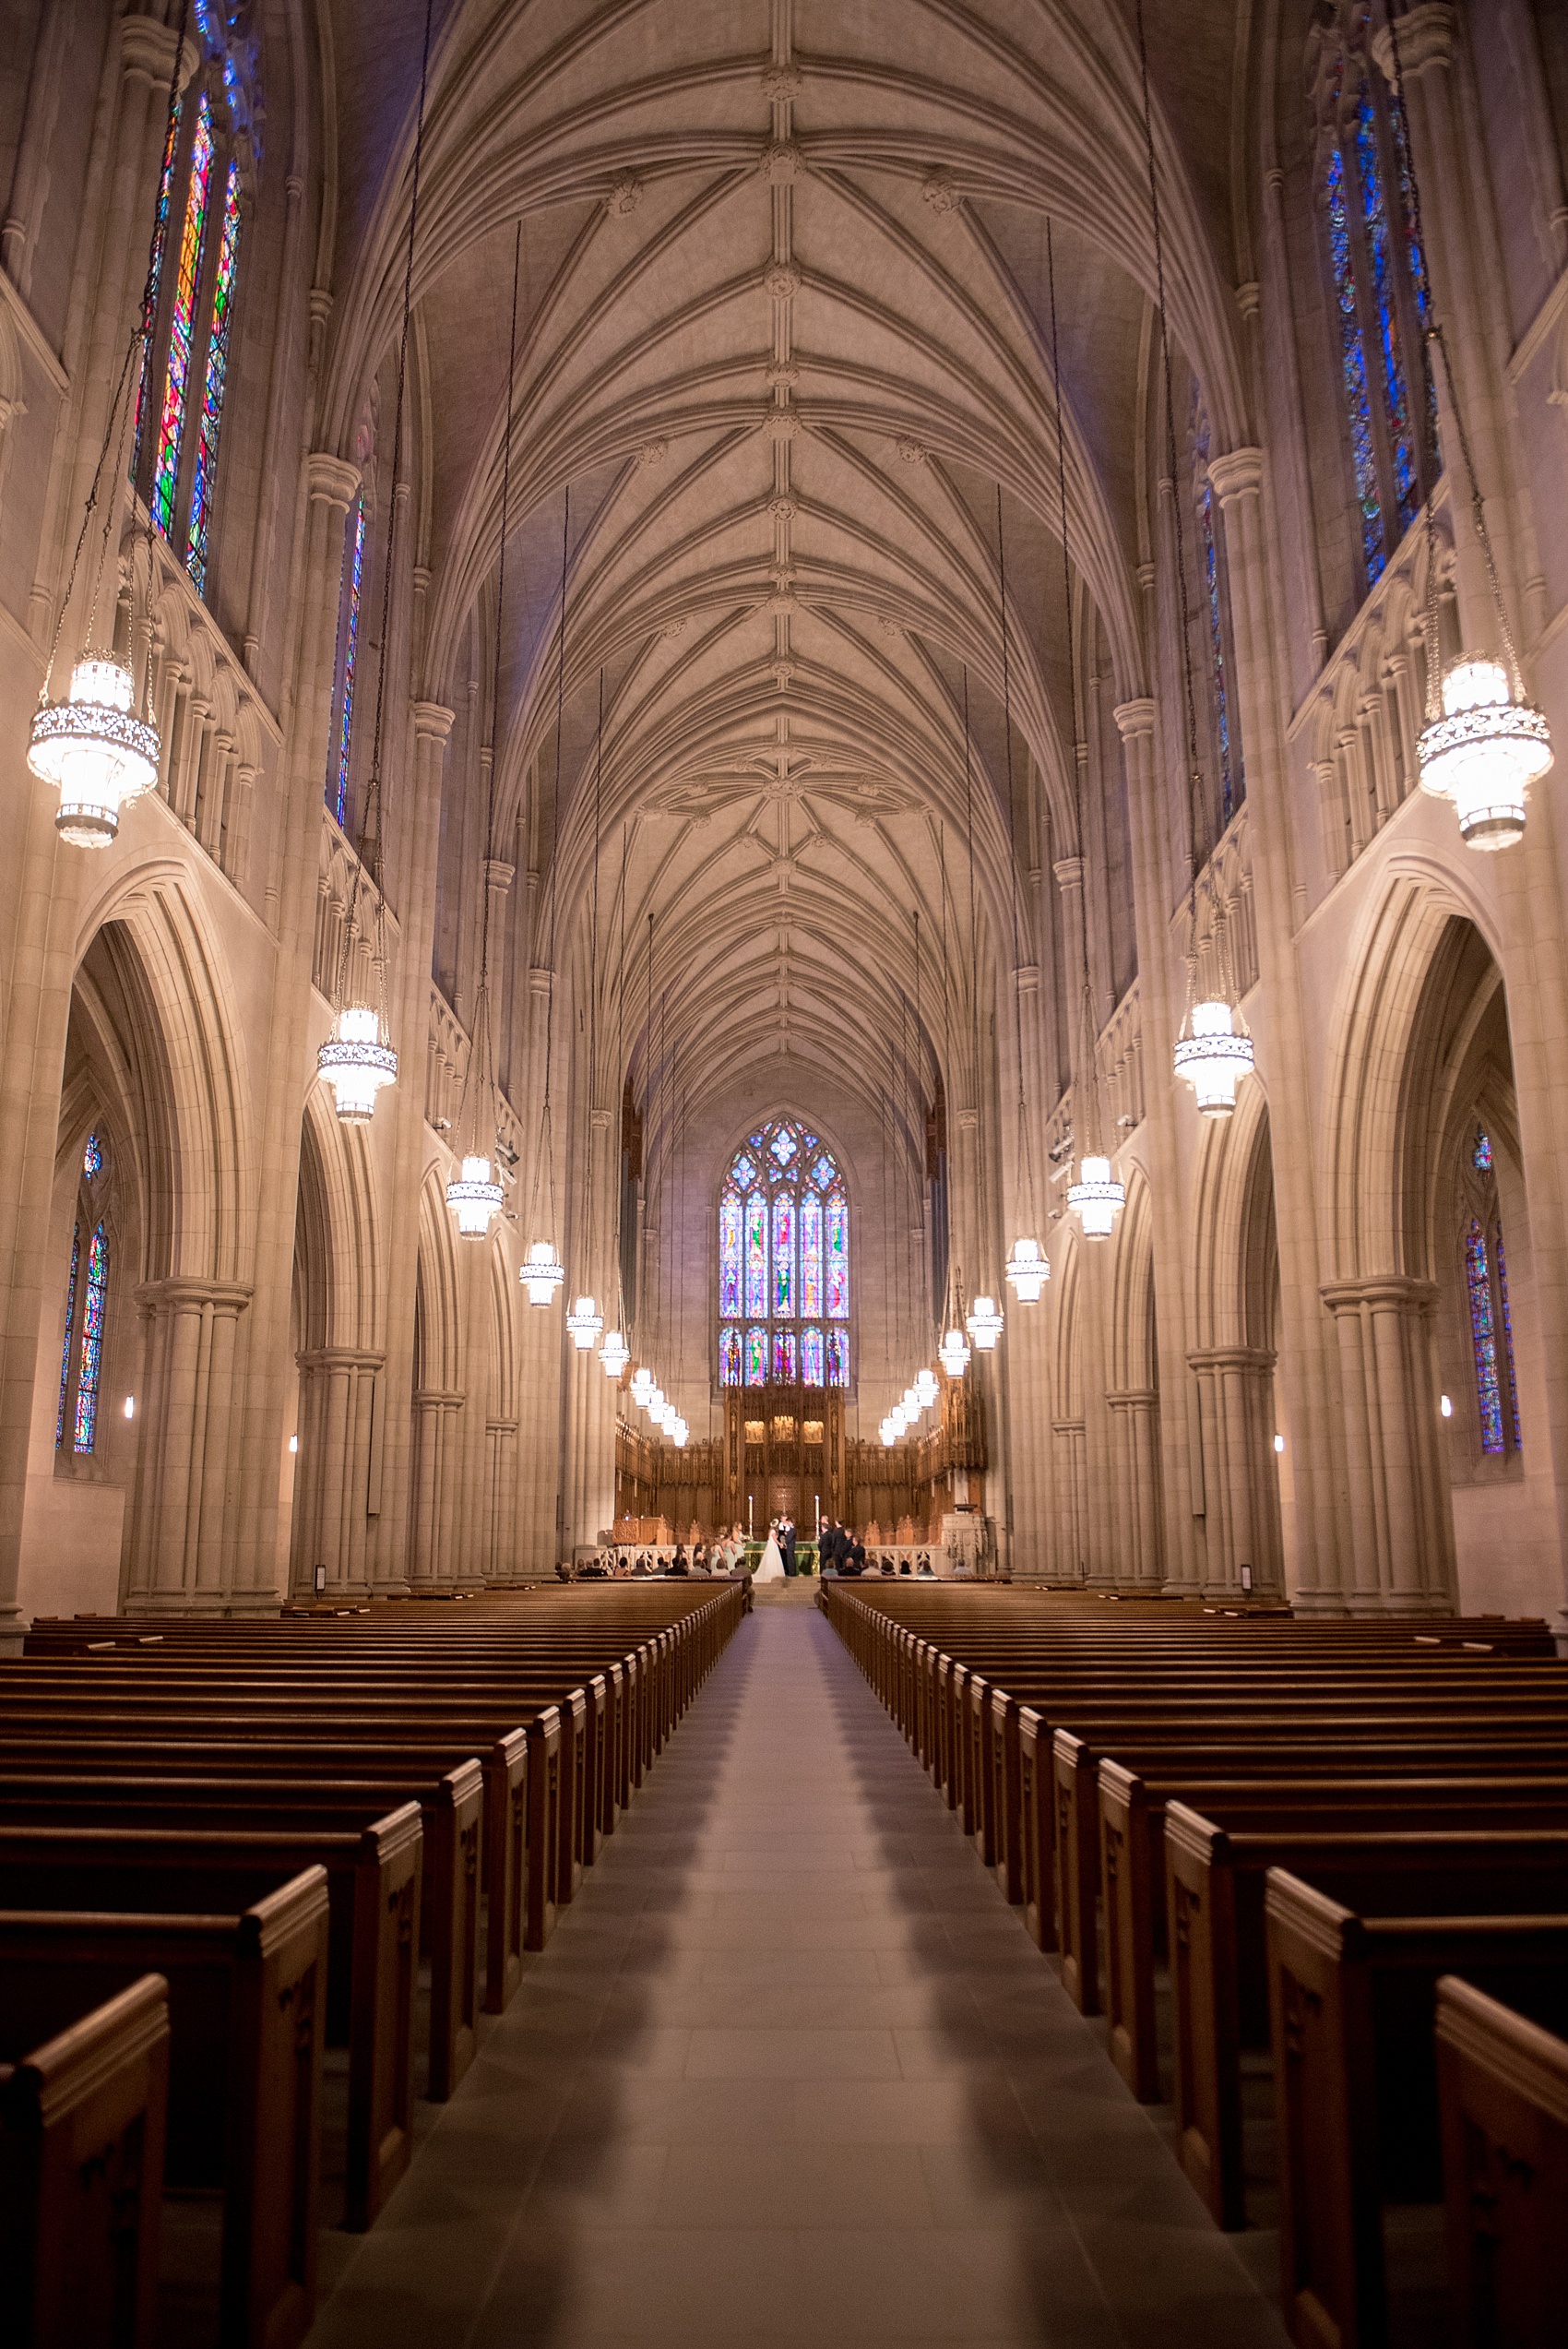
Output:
[{"xmin": 782, "ymin": 1517, "xmax": 798, "ymax": 1575}]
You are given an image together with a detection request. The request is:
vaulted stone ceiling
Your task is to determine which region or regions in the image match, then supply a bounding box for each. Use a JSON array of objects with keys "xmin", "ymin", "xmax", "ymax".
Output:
[{"xmin": 320, "ymin": 0, "xmax": 1247, "ymax": 1139}]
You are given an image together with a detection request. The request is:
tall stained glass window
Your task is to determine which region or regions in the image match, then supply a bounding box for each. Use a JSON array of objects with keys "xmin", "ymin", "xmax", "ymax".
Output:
[
  {"xmin": 1463, "ymin": 1127, "xmax": 1522, "ymax": 1461},
  {"xmin": 329, "ymin": 499, "xmax": 367, "ymax": 827},
  {"xmin": 1192, "ymin": 402, "xmax": 1239, "ymax": 829},
  {"xmin": 1315, "ymin": 49, "xmax": 1435, "ymax": 593},
  {"xmin": 185, "ymin": 158, "xmax": 242, "ymax": 595},
  {"xmin": 133, "ymin": 94, "xmax": 183, "ymax": 483},
  {"xmin": 717, "ymin": 1118, "xmax": 849, "ymax": 1386},
  {"xmin": 56, "ymin": 1224, "xmax": 80, "ymax": 1449},
  {"xmin": 82, "ymin": 1133, "xmax": 103, "ymax": 1179},
  {"xmin": 73, "ymin": 1225, "xmax": 109, "ymax": 1455},
  {"xmin": 153, "ymin": 91, "xmax": 214, "ymax": 540}
]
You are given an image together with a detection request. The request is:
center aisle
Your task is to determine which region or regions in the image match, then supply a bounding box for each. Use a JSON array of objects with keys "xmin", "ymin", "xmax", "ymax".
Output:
[{"xmin": 305, "ymin": 1604, "xmax": 1289, "ymax": 2349}]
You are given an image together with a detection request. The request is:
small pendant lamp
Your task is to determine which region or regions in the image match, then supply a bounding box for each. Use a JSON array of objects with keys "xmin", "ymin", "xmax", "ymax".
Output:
[
  {"xmin": 1066, "ymin": 1156, "xmax": 1124, "ymax": 1243},
  {"xmin": 524, "ymin": 1241, "xmax": 566, "ymax": 1306}
]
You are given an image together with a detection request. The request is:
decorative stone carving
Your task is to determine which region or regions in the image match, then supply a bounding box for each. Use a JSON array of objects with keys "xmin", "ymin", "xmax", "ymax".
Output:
[
  {"xmin": 662, "ymin": 615, "xmax": 687, "ymax": 639},
  {"xmin": 922, "ymin": 173, "xmax": 962, "ymax": 215},
  {"xmin": 762, "ymin": 142, "xmax": 800, "ymax": 185},
  {"xmin": 607, "ymin": 173, "xmax": 644, "ymax": 215},
  {"xmin": 762, "ymin": 66, "xmax": 802, "ymax": 101},
  {"xmin": 896, "ymin": 436, "xmax": 928, "ymax": 466},
  {"xmin": 766, "ymin": 361, "xmax": 800, "ymax": 388},
  {"xmin": 767, "ymin": 495, "xmax": 797, "ymax": 521},
  {"xmin": 764, "ymin": 264, "xmax": 801, "ymax": 302},
  {"xmin": 765, "ymin": 411, "xmax": 801, "ymax": 441},
  {"xmin": 635, "ymin": 437, "xmax": 668, "ymax": 468}
]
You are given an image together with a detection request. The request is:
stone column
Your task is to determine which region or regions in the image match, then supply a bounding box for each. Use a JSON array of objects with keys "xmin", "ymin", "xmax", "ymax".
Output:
[
  {"xmin": 1321, "ymin": 1279, "xmax": 1455, "ymax": 1612},
  {"xmin": 1185, "ymin": 1347, "xmax": 1284, "ymax": 1598},
  {"xmin": 1208, "ymin": 449, "xmax": 1347, "ymax": 1610},
  {"xmin": 373, "ymin": 701, "xmax": 454, "ymax": 1592},
  {"xmin": 229, "ymin": 451, "xmax": 360, "ymax": 1610},
  {"xmin": 408, "ymin": 1390, "xmax": 462, "ymax": 1584},
  {"xmin": 122, "ymin": 1280, "xmax": 252, "ymax": 1614},
  {"xmin": 289, "ymin": 1347, "xmax": 383, "ymax": 1599},
  {"xmin": 1107, "ymin": 1389, "xmax": 1163, "ymax": 1589},
  {"xmin": 1113, "ymin": 699, "xmax": 1197, "ymax": 1589}
]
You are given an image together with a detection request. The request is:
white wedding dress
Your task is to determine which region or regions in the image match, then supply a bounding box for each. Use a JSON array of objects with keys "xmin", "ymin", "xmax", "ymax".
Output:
[{"xmin": 754, "ymin": 1532, "xmax": 785, "ymax": 1580}]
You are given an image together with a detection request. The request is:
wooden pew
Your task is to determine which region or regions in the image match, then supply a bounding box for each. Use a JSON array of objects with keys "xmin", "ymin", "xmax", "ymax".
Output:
[
  {"xmin": 1164, "ymin": 1813, "xmax": 1568, "ymax": 2230},
  {"xmin": 0, "ymin": 1814, "xmax": 420, "ymax": 2231},
  {"xmin": 0, "ymin": 1866, "xmax": 329, "ymax": 2349},
  {"xmin": 0, "ymin": 1973, "xmax": 169, "ymax": 2349},
  {"xmin": 1098, "ymin": 1763, "xmax": 1568, "ymax": 2106},
  {"xmin": 1435, "ymin": 1975, "xmax": 1568, "ymax": 2349},
  {"xmin": 1265, "ymin": 1867, "xmax": 1568, "ymax": 2349}
]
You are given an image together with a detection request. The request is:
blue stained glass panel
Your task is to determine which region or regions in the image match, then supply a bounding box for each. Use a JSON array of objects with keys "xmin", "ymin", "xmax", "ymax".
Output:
[
  {"xmin": 744, "ymin": 1327, "xmax": 766, "ymax": 1386},
  {"xmin": 770, "ymin": 1126, "xmax": 795, "ymax": 1168},
  {"xmin": 1193, "ymin": 408, "xmax": 1235, "ymax": 824},
  {"xmin": 74, "ymin": 1224, "xmax": 108, "ymax": 1454},
  {"xmin": 331, "ymin": 501, "xmax": 366, "ymax": 825},
  {"xmin": 802, "ymin": 1325, "xmax": 824, "ymax": 1384},
  {"xmin": 1473, "ymin": 1128, "xmax": 1493, "ymax": 1172},
  {"xmin": 719, "ymin": 1327, "xmax": 742, "ymax": 1387},
  {"xmin": 812, "ymin": 1153, "xmax": 833, "ymax": 1188},
  {"xmin": 826, "ymin": 1192, "xmax": 849, "ymax": 1318},
  {"xmin": 744, "ymin": 1190, "xmax": 767, "ymax": 1317},
  {"xmin": 82, "ymin": 1134, "xmax": 103, "ymax": 1179},
  {"xmin": 773, "ymin": 1330, "xmax": 797, "ymax": 1383},
  {"xmin": 185, "ymin": 157, "xmax": 242, "ymax": 595},
  {"xmin": 719, "ymin": 1190, "xmax": 742, "ymax": 1316},
  {"xmin": 1467, "ymin": 1218, "xmax": 1503, "ymax": 1455},
  {"xmin": 1496, "ymin": 1227, "xmax": 1522, "ymax": 1453},
  {"xmin": 153, "ymin": 91, "xmax": 214, "ymax": 540},
  {"xmin": 133, "ymin": 94, "xmax": 183, "ymax": 483},
  {"xmin": 731, "ymin": 1153, "xmax": 755, "ymax": 1187},
  {"xmin": 772, "ymin": 1193, "xmax": 793, "ymax": 1316},
  {"xmin": 1325, "ymin": 143, "xmax": 1385, "ymax": 585},
  {"xmin": 801, "ymin": 1192, "xmax": 823, "ymax": 1316},
  {"xmin": 826, "ymin": 1330, "xmax": 849, "ymax": 1388},
  {"xmin": 1354, "ymin": 94, "xmax": 1418, "ymax": 540},
  {"xmin": 56, "ymin": 1223, "xmax": 79, "ymax": 1449}
]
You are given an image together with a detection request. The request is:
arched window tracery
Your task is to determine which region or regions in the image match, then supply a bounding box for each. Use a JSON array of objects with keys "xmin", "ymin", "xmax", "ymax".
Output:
[
  {"xmin": 1310, "ymin": 15, "xmax": 1435, "ymax": 593},
  {"xmin": 718, "ymin": 1118, "xmax": 849, "ymax": 1388}
]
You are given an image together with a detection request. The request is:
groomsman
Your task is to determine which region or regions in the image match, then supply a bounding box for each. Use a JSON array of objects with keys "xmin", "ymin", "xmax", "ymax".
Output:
[{"xmin": 782, "ymin": 1518, "xmax": 798, "ymax": 1575}]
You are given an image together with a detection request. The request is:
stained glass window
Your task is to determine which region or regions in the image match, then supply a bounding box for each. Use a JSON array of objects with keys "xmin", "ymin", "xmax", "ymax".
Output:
[
  {"xmin": 719, "ymin": 1190, "xmax": 742, "ymax": 1316},
  {"xmin": 1463, "ymin": 1130, "xmax": 1522, "ymax": 1460},
  {"xmin": 330, "ymin": 499, "xmax": 366, "ymax": 826},
  {"xmin": 1467, "ymin": 1218, "xmax": 1503, "ymax": 1456},
  {"xmin": 1193, "ymin": 406, "xmax": 1236, "ymax": 826},
  {"xmin": 1473, "ymin": 1127, "xmax": 1493, "ymax": 1172},
  {"xmin": 1324, "ymin": 140, "xmax": 1384, "ymax": 585},
  {"xmin": 826, "ymin": 1191, "xmax": 849, "ymax": 1318},
  {"xmin": 185, "ymin": 157, "xmax": 242, "ymax": 595},
  {"xmin": 719, "ymin": 1327, "xmax": 742, "ymax": 1387},
  {"xmin": 133, "ymin": 94, "xmax": 183, "ymax": 483},
  {"xmin": 82, "ymin": 1134, "xmax": 103, "ymax": 1179},
  {"xmin": 1354, "ymin": 94, "xmax": 1417, "ymax": 542},
  {"xmin": 826, "ymin": 1330, "xmax": 849, "ymax": 1388},
  {"xmin": 56, "ymin": 1223, "xmax": 80, "ymax": 1449},
  {"xmin": 153, "ymin": 91, "xmax": 214, "ymax": 541},
  {"xmin": 744, "ymin": 1189, "xmax": 767, "ymax": 1317},
  {"xmin": 801, "ymin": 1192, "xmax": 823, "ymax": 1316},
  {"xmin": 74, "ymin": 1224, "xmax": 109, "ymax": 1455},
  {"xmin": 772, "ymin": 1193, "xmax": 794, "ymax": 1317},
  {"xmin": 718, "ymin": 1119, "xmax": 848, "ymax": 1383},
  {"xmin": 1497, "ymin": 1229, "xmax": 1522, "ymax": 1453}
]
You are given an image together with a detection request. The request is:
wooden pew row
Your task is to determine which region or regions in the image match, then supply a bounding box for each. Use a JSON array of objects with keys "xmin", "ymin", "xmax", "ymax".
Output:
[
  {"xmin": 1265, "ymin": 1869, "xmax": 1568, "ymax": 2349},
  {"xmin": 0, "ymin": 1814, "xmax": 420, "ymax": 2231},
  {"xmin": 1, "ymin": 1973, "xmax": 170, "ymax": 2349},
  {"xmin": 1435, "ymin": 1975, "xmax": 1568, "ymax": 2349},
  {"xmin": 0, "ymin": 1869, "xmax": 329, "ymax": 2349},
  {"xmin": 1164, "ymin": 1813, "xmax": 1568, "ymax": 2231},
  {"xmin": 1097, "ymin": 1760, "xmax": 1568, "ymax": 2104}
]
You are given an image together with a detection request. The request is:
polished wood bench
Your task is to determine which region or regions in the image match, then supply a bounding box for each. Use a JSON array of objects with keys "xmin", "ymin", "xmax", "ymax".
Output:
[
  {"xmin": 1, "ymin": 1973, "xmax": 169, "ymax": 2349},
  {"xmin": 1265, "ymin": 1867, "xmax": 1568, "ymax": 2349},
  {"xmin": 0, "ymin": 1866, "xmax": 329, "ymax": 2349},
  {"xmin": 1435, "ymin": 1973, "xmax": 1568, "ymax": 2348}
]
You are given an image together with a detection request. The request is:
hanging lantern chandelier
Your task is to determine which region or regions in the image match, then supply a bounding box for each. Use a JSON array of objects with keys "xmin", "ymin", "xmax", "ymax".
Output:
[
  {"xmin": 1173, "ymin": 992, "xmax": 1254, "ymax": 1119},
  {"xmin": 880, "ymin": 1418, "xmax": 897, "ymax": 1448},
  {"xmin": 915, "ymin": 1365, "xmax": 939, "ymax": 1410},
  {"xmin": 966, "ymin": 1295, "xmax": 1004, "ymax": 1352},
  {"xmin": 630, "ymin": 1363, "xmax": 653, "ymax": 1408},
  {"xmin": 448, "ymin": 1153, "xmax": 504, "ymax": 1239},
  {"xmin": 671, "ymin": 1416, "xmax": 689, "ymax": 1449},
  {"xmin": 566, "ymin": 1294, "xmax": 603, "ymax": 1351},
  {"xmin": 938, "ymin": 1324, "xmax": 971, "ymax": 1377},
  {"xmin": 599, "ymin": 1327, "xmax": 629, "ymax": 1377},
  {"xmin": 1004, "ymin": 1235, "xmax": 1048, "ymax": 1301},
  {"xmin": 902, "ymin": 1386, "xmax": 921, "ymax": 1420},
  {"xmin": 1067, "ymin": 1156, "xmax": 1125, "ymax": 1243},
  {"xmin": 523, "ymin": 1240, "xmax": 565, "ymax": 1306},
  {"xmin": 319, "ymin": 1004, "xmax": 398, "ymax": 1123}
]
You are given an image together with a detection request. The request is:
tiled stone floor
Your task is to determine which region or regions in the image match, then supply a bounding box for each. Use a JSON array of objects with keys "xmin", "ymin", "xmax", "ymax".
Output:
[{"xmin": 303, "ymin": 1605, "xmax": 1290, "ymax": 2348}]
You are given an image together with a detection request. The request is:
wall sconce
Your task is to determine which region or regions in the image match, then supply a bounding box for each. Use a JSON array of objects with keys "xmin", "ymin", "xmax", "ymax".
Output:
[{"xmin": 124, "ymin": 1395, "xmax": 135, "ymax": 1420}]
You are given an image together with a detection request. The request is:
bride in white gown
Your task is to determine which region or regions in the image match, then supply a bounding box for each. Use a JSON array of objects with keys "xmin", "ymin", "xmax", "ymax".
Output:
[{"xmin": 754, "ymin": 1520, "xmax": 786, "ymax": 1581}]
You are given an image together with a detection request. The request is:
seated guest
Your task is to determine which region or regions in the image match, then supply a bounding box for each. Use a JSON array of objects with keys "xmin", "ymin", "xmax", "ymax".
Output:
[
  {"xmin": 670, "ymin": 1544, "xmax": 690, "ymax": 1576},
  {"xmin": 917, "ymin": 1553, "xmax": 934, "ymax": 1577},
  {"xmin": 554, "ymin": 1562, "xmax": 572, "ymax": 1582},
  {"xmin": 850, "ymin": 1536, "xmax": 867, "ymax": 1574},
  {"xmin": 899, "ymin": 1557, "xmax": 912, "ymax": 1575},
  {"xmin": 632, "ymin": 1552, "xmax": 652, "ymax": 1578}
]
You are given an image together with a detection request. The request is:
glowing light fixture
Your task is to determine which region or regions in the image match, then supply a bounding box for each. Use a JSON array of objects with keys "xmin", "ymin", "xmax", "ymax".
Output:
[
  {"xmin": 1068, "ymin": 1155, "xmax": 1124, "ymax": 1242},
  {"xmin": 880, "ymin": 1418, "xmax": 896, "ymax": 1447},
  {"xmin": 671, "ymin": 1416, "xmax": 689, "ymax": 1448},
  {"xmin": 939, "ymin": 1326, "xmax": 970, "ymax": 1377},
  {"xmin": 1173, "ymin": 998, "xmax": 1255, "ymax": 1119},
  {"xmin": 446, "ymin": 1152, "xmax": 503, "ymax": 1241},
  {"xmin": 1417, "ymin": 655, "xmax": 1550, "ymax": 851},
  {"xmin": 631, "ymin": 1365, "xmax": 654, "ymax": 1408},
  {"xmin": 318, "ymin": 1004, "xmax": 397, "ymax": 1123},
  {"xmin": 1004, "ymin": 1236, "xmax": 1048, "ymax": 1302},
  {"xmin": 523, "ymin": 1241, "xmax": 565, "ymax": 1306},
  {"xmin": 966, "ymin": 1294, "xmax": 1004, "ymax": 1352},
  {"xmin": 888, "ymin": 1404, "xmax": 908, "ymax": 1437},
  {"xmin": 566, "ymin": 1294, "xmax": 602, "ymax": 1350},
  {"xmin": 901, "ymin": 1386, "xmax": 921, "ymax": 1420},
  {"xmin": 647, "ymin": 1387, "xmax": 666, "ymax": 1420},
  {"xmin": 599, "ymin": 1328, "xmax": 629, "ymax": 1377},
  {"xmin": 29, "ymin": 658, "xmax": 159, "ymax": 848},
  {"xmin": 915, "ymin": 1365, "xmax": 939, "ymax": 1410},
  {"xmin": 1274, "ymin": 1433, "xmax": 1286, "ymax": 1455}
]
